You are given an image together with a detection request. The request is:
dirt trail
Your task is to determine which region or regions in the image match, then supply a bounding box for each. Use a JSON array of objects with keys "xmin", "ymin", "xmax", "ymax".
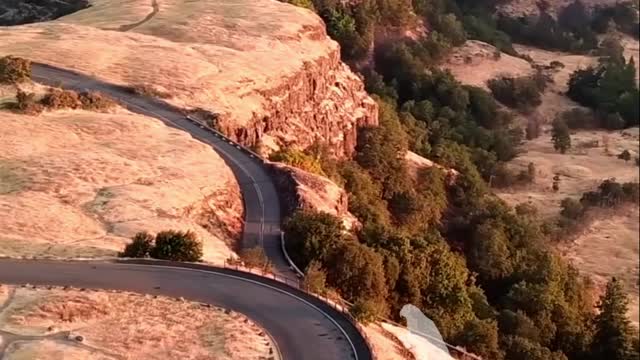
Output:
[{"xmin": 117, "ymin": 0, "xmax": 159, "ymax": 31}]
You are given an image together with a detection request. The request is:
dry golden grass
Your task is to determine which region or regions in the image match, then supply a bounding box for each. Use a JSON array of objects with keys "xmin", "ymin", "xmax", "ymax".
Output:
[
  {"xmin": 496, "ymin": 128, "xmax": 639, "ymax": 217},
  {"xmin": 442, "ymin": 40, "xmax": 533, "ymax": 90},
  {"xmin": 561, "ymin": 205, "xmax": 639, "ymax": 326},
  {"xmin": 0, "ymin": 286, "xmax": 272, "ymax": 359},
  {"xmin": 498, "ymin": 128, "xmax": 639, "ymax": 325},
  {"xmin": 0, "ymin": 108, "xmax": 242, "ymax": 262},
  {"xmin": 0, "ymin": 0, "xmax": 336, "ymax": 127}
]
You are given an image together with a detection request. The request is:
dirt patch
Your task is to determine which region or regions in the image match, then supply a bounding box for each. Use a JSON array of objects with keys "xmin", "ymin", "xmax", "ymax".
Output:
[{"xmin": 0, "ymin": 285, "xmax": 273, "ymax": 359}]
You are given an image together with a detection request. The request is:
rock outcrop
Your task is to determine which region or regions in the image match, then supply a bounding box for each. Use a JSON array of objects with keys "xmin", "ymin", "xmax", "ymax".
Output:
[
  {"xmin": 0, "ymin": 0, "xmax": 378, "ymax": 157},
  {"xmin": 268, "ymin": 163, "xmax": 359, "ymax": 230}
]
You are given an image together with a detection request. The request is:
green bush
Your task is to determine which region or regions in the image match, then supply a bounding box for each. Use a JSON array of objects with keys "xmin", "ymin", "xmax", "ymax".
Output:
[
  {"xmin": 269, "ymin": 148, "xmax": 326, "ymax": 176},
  {"xmin": 13, "ymin": 90, "xmax": 44, "ymax": 115},
  {"xmin": 0, "ymin": 56, "xmax": 31, "ymax": 84},
  {"xmin": 119, "ymin": 232, "xmax": 154, "ymax": 258},
  {"xmin": 150, "ymin": 230, "xmax": 203, "ymax": 262},
  {"xmin": 487, "ymin": 74, "xmax": 545, "ymax": 112}
]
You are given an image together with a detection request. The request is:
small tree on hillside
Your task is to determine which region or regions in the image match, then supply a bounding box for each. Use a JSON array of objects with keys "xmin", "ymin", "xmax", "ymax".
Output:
[
  {"xmin": 150, "ymin": 230, "xmax": 203, "ymax": 262},
  {"xmin": 552, "ymin": 118, "xmax": 572, "ymax": 153},
  {"xmin": 590, "ymin": 278, "xmax": 639, "ymax": 360},
  {"xmin": 618, "ymin": 150, "xmax": 632, "ymax": 163}
]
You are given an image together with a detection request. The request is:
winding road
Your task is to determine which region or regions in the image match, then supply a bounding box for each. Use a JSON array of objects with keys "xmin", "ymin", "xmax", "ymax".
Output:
[{"xmin": 0, "ymin": 64, "xmax": 373, "ymax": 360}]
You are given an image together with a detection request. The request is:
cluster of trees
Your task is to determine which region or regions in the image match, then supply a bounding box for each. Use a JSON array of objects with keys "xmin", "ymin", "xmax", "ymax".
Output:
[
  {"xmin": 120, "ymin": 230, "xmax": 203, "ymax": 262},
  {"xmin": 498, "ymin": 1, "xmax": 639, "ymax": 53},
  {"xmin": 567, "ymin": 54, "xmax": 639, "ymax": 129},
  {"xmin": 487, "ymin": 72, "xmax": 548, "ymax": 113},
  {"xmin": 279, "ymin": 97, "xmax": 639, "ymax": 360},
  {"xmin": 279, "ymin": 1, "xmax": 640, "ymax": 359}
]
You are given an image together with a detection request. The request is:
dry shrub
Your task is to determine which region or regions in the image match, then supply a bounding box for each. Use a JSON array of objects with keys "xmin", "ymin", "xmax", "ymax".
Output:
[
  {"xmin": 13, "ymin": 90, "xmax": 44, "ymax": 115},
  {"xmin": 0, "ymin": 56, "xmax": 31, "ymax": 84},
  {"xmin": 128, "ymin": 84, "xmax": 171, "ymax": 98},
  {"xmin": 40, "ymin": 88, "xmax": 81, "ymax": 109},
  {"xmin": 78, "ymin": 91, "xmax": 116, "ymax": 112}
]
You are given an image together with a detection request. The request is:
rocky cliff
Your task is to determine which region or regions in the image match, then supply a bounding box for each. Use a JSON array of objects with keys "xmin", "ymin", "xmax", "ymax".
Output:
[
  {"xmin": 0, "ymin": 0, "xmax": 378, "ymax": 157},
  {"xmin": 268, "ymin": 163, "xmax": 359, "ymax": 230},
  {"xmin": 224, "ymin": 51, "xmax": 378, "ymax": 157}
]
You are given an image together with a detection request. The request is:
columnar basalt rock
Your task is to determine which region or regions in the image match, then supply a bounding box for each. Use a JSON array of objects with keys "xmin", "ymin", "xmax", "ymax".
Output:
[{"xmin": 220, "ymin": 51, "xmax": 378, "ymax": 157}]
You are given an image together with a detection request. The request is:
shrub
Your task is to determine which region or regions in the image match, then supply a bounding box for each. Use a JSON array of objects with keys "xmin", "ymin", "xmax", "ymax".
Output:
[
  {"xmin": 269, "ymin": 148, "xmax": 326, "ymax": 176},
  {"xmin": 560, "ymin": 198, "xmax": 584, "ymax": 220},
  {"xmin": 0, "ymin": 56, "xmax": 31, "ymax": 84},
  {"xmin": 119, "ymin": 232, "xmax": 154, "ymax": 258},
  {"xmin": 40, "ymin": 88, "xmax": 81, "ymax": 109},
  {"xmin": 618, "ymin": 150, "xmax": 632, "ymax": 162},
  {"xmin": 128, "ymin": 84, "xmax": 171, "ymax": 98},
  {"xmin": 302, "ymin": 261, "xmax": 327, "ymax": 294},
  {"xmin": 78, "ymin": 91, "xmax": 116, "ymax": 111},
  {"xmin": 551, "ymin": 118, "xmax": 572, "ymax": 153},
  {"xmin": 239, "ymin": 246, "xmax": 271, "ymax": 270},
  {"xmin": 487, "ymin": 74, "xmax": 545, "ymax": 112},
  {"xmin": 13, "ymin": 90, "xmax": 44, "ymax": 115},
  {"xmin": 349, "ymin": 298, "xmax": 383, "ymax": 324},
  {"xmin": 150, "ymin": 230, "xmax": 203, "ymax": 262}
]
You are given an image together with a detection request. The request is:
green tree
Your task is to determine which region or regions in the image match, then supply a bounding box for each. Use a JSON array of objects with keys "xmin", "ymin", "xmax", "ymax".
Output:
[
  {"xmin": 325, "ymin": 240, "xmax": 387, "ymax": 304},
  {"xmin": 552, "ymin": 118, "xmax": 572, "ymax": 153},
  {"xmin": 282, "ymin": 210, "xmax": 346, "ymax": 269},
  {"xmin": 590, "ymin": 278, "xmax": 639, "ymax": 360},
  {"xmin": 119, "ymin": 232, "xmax": 154, "ymax": 258},
  {"xmin": 456, "ymin": 319, "xmax": 505, "ymax": 360},
  {"xmin": 150, "ymin": 230, "xmax": 203, "ymax": 262}
]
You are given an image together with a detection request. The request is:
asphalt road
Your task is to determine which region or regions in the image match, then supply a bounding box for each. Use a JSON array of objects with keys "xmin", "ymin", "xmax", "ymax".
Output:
[
  {"xmin": 30, "ymin": 63, "xmax": 291, "ymax": 277},
  {"xmin": 0, "ymin": 64, "xmax": 374, "ymax": 360},
  {"xmin": 0, "ymin": 259, "xmax": 368, "ymax": 360}
]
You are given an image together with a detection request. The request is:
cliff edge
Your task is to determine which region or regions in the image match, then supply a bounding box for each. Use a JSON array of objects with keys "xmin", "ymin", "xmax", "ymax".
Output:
[{"xmin": 0, "ymin": 0, "xmax": 378, "ymax": 156}]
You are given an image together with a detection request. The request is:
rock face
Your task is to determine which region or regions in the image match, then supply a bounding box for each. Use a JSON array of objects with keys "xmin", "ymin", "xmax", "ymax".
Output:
[
  {"xmin": 0, "ymin": 0, "xmax": 89, "ymax": 26},
  {"xmin": 268, "ymin": 163, "xmax": 359, "ymax": 230},
  {"xmin": 226, "ymin": 52, "xmax": 378, "ymax": 157},
  {"xmin": 0, "ymin": 0, "xmax": 378, "ymax": 157}
]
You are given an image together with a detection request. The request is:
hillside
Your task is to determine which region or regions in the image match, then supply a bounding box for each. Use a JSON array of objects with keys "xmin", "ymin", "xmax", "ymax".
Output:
[
  {"xmin": 0, "ymin": 96, "xmax": 242, "ymax": 262},
  {"xmin": 0, "ymin": 0, "xmax": 377, "ymax": 156},
  {"xmin": 0, "ymin": 284, "xmax": 273, "ymax": 359}
]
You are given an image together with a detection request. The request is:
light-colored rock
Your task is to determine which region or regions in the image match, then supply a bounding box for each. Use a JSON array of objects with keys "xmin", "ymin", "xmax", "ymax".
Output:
[
  {"xmin": 0, "ymin": 0, "xmax": 378, "ymax": 156},
  {"xmin": 0, "ymin": 109, "xmax": 242, "ymax": 262},
  {"xmin": 268, "ymin": 163, "xmax": 359, "ymax": 230}
]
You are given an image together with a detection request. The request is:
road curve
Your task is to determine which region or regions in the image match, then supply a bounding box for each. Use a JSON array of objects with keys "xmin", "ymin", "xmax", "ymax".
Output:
[
  {"xmin": 0, "ymin": 259, "xmax": 369, "ymax": 360},
  {"xmin": 0, "ymin": 63, "xmax": 374, "ymax": 360}
]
